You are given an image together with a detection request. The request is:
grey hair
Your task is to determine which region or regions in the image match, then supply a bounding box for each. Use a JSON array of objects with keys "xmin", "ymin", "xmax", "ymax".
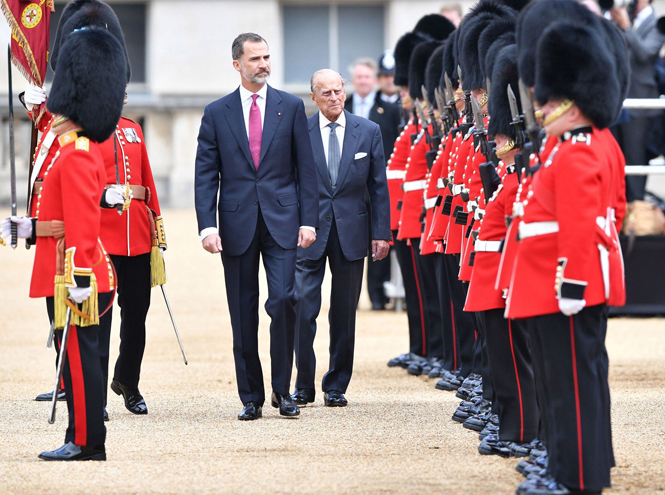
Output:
[
  {"xmin": 349, "ymin": 57, "xmax": 378, "ymax": 77},
  {"xmin": 310, "ymin": 69, "xmax": 346, "ymax": 94},
  {"xmin": 232, "ymin": 33, "xmax": 268, "ymax": 60}
]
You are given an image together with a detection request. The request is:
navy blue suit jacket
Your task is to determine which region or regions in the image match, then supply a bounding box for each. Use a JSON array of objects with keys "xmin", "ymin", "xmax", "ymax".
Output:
[
  {"xmin": 299, "ymin": 110, "xmax": 391, "ymax": 262},
  {"xmin": 195, "ymin": 85, "xmax": 319, "ymax": 256}
]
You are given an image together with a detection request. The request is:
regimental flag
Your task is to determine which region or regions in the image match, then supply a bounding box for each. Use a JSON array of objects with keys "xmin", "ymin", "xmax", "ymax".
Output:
[{"xmin": 1, "ymin": 0, "xmax": 54, "ymax": 125}]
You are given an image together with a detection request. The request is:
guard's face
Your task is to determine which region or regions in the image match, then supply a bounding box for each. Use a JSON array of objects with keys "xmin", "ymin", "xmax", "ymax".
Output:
[
  {"xmin": 311, "ymin": 72, "xmax": 346, "ymax": 121},
  {"xmin": 541, "ymin": 99, "xmax": 575, "ymax": 138},
  {"xmin": 234, "ymin": 41, "xmax": 271, "ymax": 85},
  {"xmin": 400, "ymin": 86, "xmax": 412, "ymax": 110}
]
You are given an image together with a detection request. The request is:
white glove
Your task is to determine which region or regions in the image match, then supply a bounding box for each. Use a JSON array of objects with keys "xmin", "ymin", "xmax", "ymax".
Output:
[
  {"xmin": 104, "ymin": 185, "xmax": 128, "ymax": 207},
  {"xmin": 558, "ymin": 298, "xmax": 586, "ymax": 316},
  {"xmin": 24, "ymin": 84, "xmax": 47, "ymax": 110},
  {"xmin": 68, "ymin": 286, "xmax": 93, "ymax": 304},
  {"xmin": 1, "ymin": 216, "xmax": 33, "ymax": 240},
  {"xmin": 160, "ymin": 246, "xmax": 166, "ymax": 261}
]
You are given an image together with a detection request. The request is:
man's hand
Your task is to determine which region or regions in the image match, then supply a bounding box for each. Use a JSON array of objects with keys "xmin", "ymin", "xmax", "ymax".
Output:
[
  {"xmin": 24, "ymin": 84, "xmax": 47, "ymax": 110},
  {"xmin": 372, "ymin": 240, "xmax": 390, "ymax": 261},
  {"xmin": 298, "ymin": 228, "xmax": 316, "ymax": 248},
  {"xmin": 610, "ymin": 7, "xmax": 631, "ymax": 30},
  {"xmin": 103, "ymin": 185, "xmax": 130, "ymax": 207},
  {"xmin": 202, "ymin": 233, "xmax": 223, "ymax": 254},
  {"xmin": 558, "ymin": 298, "xmax": 586, "ymax": 317},
  {"xmin": 68, "ymin": 286, "xmax": 93, "ymax": 304},
  {"xmin": 1, "ymin": 216, "xmax": 33, "ymax": 240}
]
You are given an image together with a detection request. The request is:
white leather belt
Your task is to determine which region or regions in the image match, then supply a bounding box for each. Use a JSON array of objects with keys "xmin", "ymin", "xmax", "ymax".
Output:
[
  {"xmin": 437, "ymin": 178, "xmax": 446, "ymax": 190},
  {"xmin": 452, "ymin": 184, "xmax": 464, "ymax": 196},
  {"xmin": 403, "ymin": 180, "xmax": 427, "ymax": 192},
  {"xmin": 424, "ymin": 197, "xmax": 437, "ymax": 209},
  {"xmin": 387, "ymin": 170, "xmax": 407, "ymax": 180},
  {"xmin": 474, "ymin": 240, "xmax": 503, "ymax": 252},
  {"xmin": 519, "ymin": 221, "xmax": 559, "ymax": 239}
]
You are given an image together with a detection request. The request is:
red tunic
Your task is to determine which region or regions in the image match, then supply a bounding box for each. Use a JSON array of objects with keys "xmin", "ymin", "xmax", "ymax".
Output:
[
  {"xmin": 30, "ymin": 131, "xmax": 114, "ymax": 298},
  {"xmin": 387, "ymin": 121, "xmax": 415, "ymax": 231},
  {"xmin": 465, "ymin": 164, "xmax": 519, "ymax": 311},
  {"xmin": 29, "ymin": 117, "xmax": 61, "ymax": 217},
  {"xmin": 430, "ymin": 130, "xmax": 462, "ymax": 241},
  {"xmin": 445, "ymin": 137, "xmax": 475, "ymax": 254},
  {"xmin": 398, "ymin": 125, "xmax": 431, "ymax": 240},
  {"xmin": 505, "ymin": 129, "xmax": 611, "ymax": 319},
  {"xmin": 421, "ymin": 138, "xmax": 446, "ymax": 255},
  {"xmin": 97, "ymin": 117, "xmax": 162, "ymax": 256},
  {"xmin": 458, "ymin": 148, "xmax": 486, "ymax": 282}
]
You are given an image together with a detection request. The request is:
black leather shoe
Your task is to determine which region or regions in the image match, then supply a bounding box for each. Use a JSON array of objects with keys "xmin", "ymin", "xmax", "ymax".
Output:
[
  {"xmin": 38, "ymin": 442, "xmax": 106, "ymax": 461},
  {"xmin": 508, "ymin": 441, "xmax": 533, "ymax": 458},
  {"xmin": 479, "ymin": 422, "xmax": 500, "ymax": 440},
  {"xmin": 110, "ymin": 380, "xmax": 147, "ymax": 415},
  {"xmin": 324, "ymin": 390, "xmax": 348, "ymax": 407},
  {"xmin": 271, "ymin": 392, "xmax": 300, "ymax": 417},
  {"xmin": 524, "ymin": 479, "xmax": 572, "ymax": 495},
  {"xmin": 463, "ymin": 410, "xmax": 492, "ymax": 431},
  {"xmin": 103, "ymin": 409, "xmax": 109, "ymax": 422},
  {"xmin": 238, "ymin": 402, "xmax": 262, "ymax": 420},
  {"xmin": 35, "ymin": 389, "xmax": 66, "ymax": 402},
  {"xmin": 387, "ymin": 352, "xmax": 422, "ymax": 369},
  {"xmin": 478, "ymin": 434, "xmax": 512, "ymax": 458},
  {"xmin": 291, "ymin": 388, "xmax": 315, "ymax": 406}
]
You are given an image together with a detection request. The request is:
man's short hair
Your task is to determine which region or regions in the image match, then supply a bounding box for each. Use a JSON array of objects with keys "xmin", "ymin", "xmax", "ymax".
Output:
[
  {"xmin": 440, "ymin": 2, "xmax": 463, "ymax": 16},
  {"xmin": 310, "ymin": 69, "xmax": 346, "ymax": 94},
  {"xmin": 232, "ymin": 33, "xmax": 268, "ymax": 60},
  {"xmin": 349, "ymin": 57, "xmax": 379, "ymax": 77}
]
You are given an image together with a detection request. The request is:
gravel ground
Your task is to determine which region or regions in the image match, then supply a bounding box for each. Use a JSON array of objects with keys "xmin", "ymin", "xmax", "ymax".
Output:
[{"xmin": 0, "ymin": 209, "xmax": 664, "ymax": 494}]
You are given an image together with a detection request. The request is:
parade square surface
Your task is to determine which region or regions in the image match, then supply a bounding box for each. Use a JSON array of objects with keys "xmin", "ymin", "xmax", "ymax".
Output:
[{"xmin": 0, "ymin": 209, "xmax": 663, "ymax": 494}]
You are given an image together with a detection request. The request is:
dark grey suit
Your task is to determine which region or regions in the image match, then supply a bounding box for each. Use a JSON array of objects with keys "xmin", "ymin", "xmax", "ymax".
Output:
[
  {"xmin": 613, "ymin": 11, "xmax": 665, "ymax": 200},
  {"xmin": 294, "ymin": 110, "xmax": 391, "ymax": 394}
]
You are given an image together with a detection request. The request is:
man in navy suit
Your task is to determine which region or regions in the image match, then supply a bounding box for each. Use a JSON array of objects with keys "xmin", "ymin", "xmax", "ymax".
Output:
[
  {"xmin": 194, "ymin": 33, "xmax": 319, "ymax": 421},
  {"xmin": 291, "ymin": 69, "xmax": 391, "ymax": 408}
]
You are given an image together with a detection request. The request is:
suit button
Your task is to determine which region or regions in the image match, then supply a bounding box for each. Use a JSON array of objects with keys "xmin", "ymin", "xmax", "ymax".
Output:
[
  {"xmin": 254, "ymin": 200, "xmax": 258, "ymax": 205},
  {"xmin": 256, "ymin": 179, "xmax": 260, "ymax": 184},
  {"xmin": 326, "ymin": 217, "xmax": 330, "ymax": 221}
]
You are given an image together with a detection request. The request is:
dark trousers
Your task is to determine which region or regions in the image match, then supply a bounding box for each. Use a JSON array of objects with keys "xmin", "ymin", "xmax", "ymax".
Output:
[
  {"xmin": 222, "ymin": 209, "xmax": 297, "ymax": 406},
  {"xmin": 295, "ymin": 219, "xmax": 364, "ymax": 393},
  {"xmin": 484, "ymin": 310, "xmax": 539, "ymax": 444},
  {"xmin": 445, "ymin": 253, "xmax": 476, "ymax": 376},
  {"xmin": 473, "ymin": 312, "xmax": 494, "ymax": 405},
  {"xmin": 433, "ymin": 253, "xmax": 456, "ymax": 371},
  {"xmin": 612, "ymin": 116, "xmax": 651, "ymax": 202},
  {"xmin": 531, "ymin": 305, "xmax": 613, "ymax": 492},
  {"xmin": 366, "ymin": 254, "xmax": 390, "ymax": 308},
  {"xmin": 49, "ymin": 293, "xmax": 113, "ymax": 406},
  {"xmin": 98, "ymin": 253, "xmax": 151, "ymax": 391},
  {"xmin": 48, "ymin": 296, "xmax": 107, "ymax": 447},
  {"xmin": 392, "ymin": 233, "xmax": 426, "ymax": 356},
  {"xmin": 411, "ymin": 238, "xmax": 443, "ymax": 359}
]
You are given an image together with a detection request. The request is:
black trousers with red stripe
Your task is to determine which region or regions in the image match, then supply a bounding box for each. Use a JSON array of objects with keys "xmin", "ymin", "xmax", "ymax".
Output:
[
  {"xmin": 531, "ymin": 304, "xmax": 613, "ymax": 492},
  {"xmin": 392, "ymin": 233, "xmax": 426, "ymax": 356},
  {"xmin": 473, "ymin": 312, "xmax": 495, "ymax": 406},
  {"xmin": 483, "ymin": 310, "xmax": 538, "ymax": 443},
  {"xmin": 411, "ymin": 238, "xmax": 444, "ymax": 359},
  {"xmin": 433, "ymin": 253, "xmax": 456, "ymax": 371},
  {"xmin": 49, "ymin": 296, "xmax": 108, "ymax": 448},
  {"xmin": 100, "ymin": 253, "xmax": 152, "ymax": 391}
]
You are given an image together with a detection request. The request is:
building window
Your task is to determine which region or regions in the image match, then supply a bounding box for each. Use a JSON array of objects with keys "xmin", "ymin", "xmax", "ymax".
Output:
[
  {"xmin": 47, "ymin": 2, "xmax": 147, "ymax": 83},
  {"xmin": 283, "ymin": 4, "xmax": 385, "ymax": 86}
]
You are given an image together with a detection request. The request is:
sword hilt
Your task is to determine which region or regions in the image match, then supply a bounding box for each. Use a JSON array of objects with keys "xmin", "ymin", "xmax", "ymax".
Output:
[{"xmin": 10, "ymin": 221, "xmax": 17, "ymax": 249}]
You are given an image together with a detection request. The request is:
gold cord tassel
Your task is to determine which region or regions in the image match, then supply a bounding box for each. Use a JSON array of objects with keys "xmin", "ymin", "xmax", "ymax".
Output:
[
  {"xmin": 150, "ymin": 241, "xmax": 166, "ymax": 288},
  {"xmin": 54, "ymin": 275, "xmax": 68, "ymax": 330}
]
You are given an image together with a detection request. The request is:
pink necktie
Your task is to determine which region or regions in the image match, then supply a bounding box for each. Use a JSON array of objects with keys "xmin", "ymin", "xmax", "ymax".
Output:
[{"xmin": 249, "ymin": 94, "xmax": 262, "ymax": 170}]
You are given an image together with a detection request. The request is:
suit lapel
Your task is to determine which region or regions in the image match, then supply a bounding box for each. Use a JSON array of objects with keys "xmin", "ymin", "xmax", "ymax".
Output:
[
  {"xmin": 224, "ymin": 88, "xmax": 255, "ymax": 170},
  {"xmin": 259, "ymin": 85, "xmax": 283, "ymax": 166},
  {"xmin": 309, "ymin": 113, "xmax": 333, "ymax": 195},
  {"xmin": 336, "ymin": 111, "xmax": 360, "ymax": 190},
  {"xmin": 637, "ymin": 12, "xmax": 655, "ymax": 35}
]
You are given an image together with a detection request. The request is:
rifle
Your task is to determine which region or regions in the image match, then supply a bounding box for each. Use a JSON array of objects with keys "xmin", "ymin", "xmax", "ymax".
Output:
[
  {"xmin": 434, "ymin": 87, "xmax": 450, "ymax": 136},
  {"xmin": 507, "ymin": 84, "xmax": 527, "ymax": 181},
  {"xmin": 471, "ymin": 97, "xmax": 491, "ymax": 163},
  {"xmin": 421, "ymin": 85, "xmax": 441, "ymax": 140},
  {"xmin": 444, "ymin": 72, "xmax": 460, "ymax": 125},
  {"xmin": 518, "ymin": 78, "xmax": 541, "ymax": 175},
  {"xmin": 414, "ymin": 100, "xmax": 431, "ymax": 148},
  {"xmin": 458, "ymin": 66, "xmax": 473, "ymax": 128}
]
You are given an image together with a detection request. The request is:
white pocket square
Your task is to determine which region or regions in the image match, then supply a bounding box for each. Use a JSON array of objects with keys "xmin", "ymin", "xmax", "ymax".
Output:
[{"xmin": 354, "ymin": 152, "xmax": 368, "ymax": 160}]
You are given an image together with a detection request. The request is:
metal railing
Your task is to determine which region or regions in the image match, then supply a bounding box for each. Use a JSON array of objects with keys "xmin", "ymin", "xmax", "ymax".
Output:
[{"xmin": 623, "ymin": 98, "xmax": 665, "ymax": 175}]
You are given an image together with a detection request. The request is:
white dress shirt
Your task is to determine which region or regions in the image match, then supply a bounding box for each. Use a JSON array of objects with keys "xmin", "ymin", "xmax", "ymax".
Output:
[
  {"xmin": 352, "ymin": 91, "xmax": 375, "ymax": 120},
  {"xmin": 633, "ymin": 5, "xmax": 653, "ymax": 30},
  {"xmin": 319, "ymin": 110, "xmax": 346, "ymax": 166},
  {"xmin": 380, "ymin": 92, "xmax": 399, "ymax": 104},
  {"xmin": 200, "ymin": 83, "xmax": 315, "ymax": 241}
]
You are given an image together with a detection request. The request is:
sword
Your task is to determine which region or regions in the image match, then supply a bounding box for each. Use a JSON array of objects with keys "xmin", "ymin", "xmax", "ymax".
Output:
[
  {"xmin": 113, "ymin": 138, "xmax": 123, "ymax": 215},
  {"xmin": 49, "ymin": 307, "xmax": 72, "ymax": 424},
  {"xmin": 8, "ymin": 46, "xmax": 18, "ymax": 249},
  {"xmin": 46, "ymin": 320, "xmax": 55, "ymax": 349},
  {"xmin": 160, "ymin": 285, "xmax": 188, "ymax": 365}
]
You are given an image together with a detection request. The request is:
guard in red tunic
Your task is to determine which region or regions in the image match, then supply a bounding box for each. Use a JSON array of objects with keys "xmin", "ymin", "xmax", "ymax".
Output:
[
  {"xmin": 2, "ymin": 26, "xmax": 127, "ymax": 461},
  {"xmin": 506, "ymin": 21, "xmax": 624, "ymax": 493}
]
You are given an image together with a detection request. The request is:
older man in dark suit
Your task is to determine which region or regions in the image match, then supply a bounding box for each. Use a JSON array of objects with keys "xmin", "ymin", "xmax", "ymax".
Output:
[
  {"xmin": 292, "ymin": 69, "xmax": 391, "ymax": 407},
  {"xmin": 195, "ymin": 33, "xmax": 319, "ymax": 421},
  {"xmin": 610, "ymin": 0, "xmax": 665, "ymax": 201}
]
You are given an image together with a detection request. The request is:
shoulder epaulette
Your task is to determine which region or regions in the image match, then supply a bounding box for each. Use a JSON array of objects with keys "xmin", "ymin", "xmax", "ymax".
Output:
[
  {"xmin": 75, "ymin": 136, "xmax": 90, "ymax": 152},
  {"xmin": 120, "ymin": 116, "xmax": 139, "ymax": 125}
]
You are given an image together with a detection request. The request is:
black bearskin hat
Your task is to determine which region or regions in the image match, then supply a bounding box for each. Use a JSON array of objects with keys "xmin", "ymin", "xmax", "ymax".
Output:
[
  {"xmin": 488, "ymin": 44, "xmax": 520, "ymax": 139},
  {"xmin": 597, "ymin": 18, "xmax": 630, "ymax": 113},
  {"xmin": 51, "ymin": 0, "xmax": 131, "ymax": 83},
  {"xmin": 478, "ymin": 17, "xmax": 516, "ymax": 81},
  {"xmin": 50, "ymin": 0, "xmax": 95, "ymax": 71},
  {"xmin": 409, "ymin": 40, "xmax": 442, "ymax": 101},
  {"xmin": 394, "ymin": 14, "xmax": 455, "ymax": 86},
  {"xmin": 441, "ymin": 29, "xmax": 460, "ymax": 90},
  {"xmin": 47, "ymin": 28, "xmax": 127, "ymax": 142},
  {"xmin": 425, "ymin": 44, "xmax": 446, "ymax": 108},
  {"xmin": 484, "ymin": 32, "xmax": 516, "ymax": 89},
  {"xmin": 501, "ymin": 0, "xmax": 533, "ymax": 11},
  {"xmin": 516, "ymin": 0, "xmax": 596, "ymax": 88},
  {"xmin": 534, "ymin": 21, "xmax": 620, "ymax": 129}
]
